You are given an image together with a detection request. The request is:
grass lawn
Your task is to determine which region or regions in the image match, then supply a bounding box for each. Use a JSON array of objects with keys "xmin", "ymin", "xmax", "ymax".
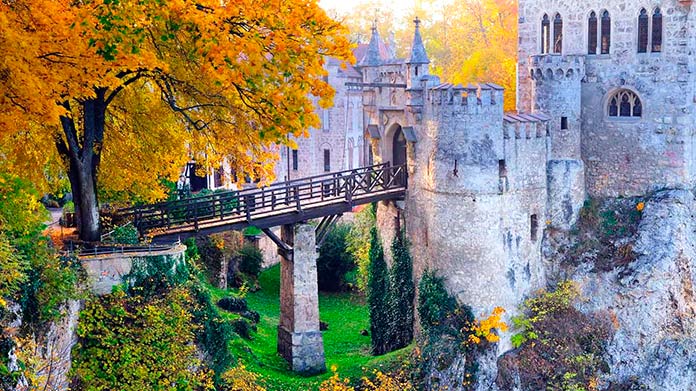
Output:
[{"xmin": 208, "ymin": 264, "xmax": 412, "ymax": 390}]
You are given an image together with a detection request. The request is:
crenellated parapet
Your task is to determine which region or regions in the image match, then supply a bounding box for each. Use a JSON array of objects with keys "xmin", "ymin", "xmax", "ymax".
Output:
[
  {"xmin": 529, "ymin": 55, "xmax": 585, "ymax": 82},
  {"xmin": 426, "ymin": 83, "xmax": 504, "ymax": 115}
]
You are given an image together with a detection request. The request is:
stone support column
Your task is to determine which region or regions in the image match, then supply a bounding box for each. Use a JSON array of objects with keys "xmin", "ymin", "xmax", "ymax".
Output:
[{"xmin": 277, "ymin": 223, "xmax": 325, "ymax": 375}]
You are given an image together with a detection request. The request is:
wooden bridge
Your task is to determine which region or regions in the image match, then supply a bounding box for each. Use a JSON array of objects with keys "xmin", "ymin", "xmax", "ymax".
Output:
[{"xmin": 116, "ymin": 163, "xmax": 407, "ymax": 242}]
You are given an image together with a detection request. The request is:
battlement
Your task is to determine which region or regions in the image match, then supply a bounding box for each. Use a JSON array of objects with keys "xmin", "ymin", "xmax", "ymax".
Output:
[
  {"xmin": 426, "ymin": 83, "xmax": 504, "ymax": 113},
  {"xmin": 529, "ymin": 54, "xmax": 585, "ymax": 82},
  {"xmin": 503, "ymin": 113, "xmax": 550, "ymax": 139}
]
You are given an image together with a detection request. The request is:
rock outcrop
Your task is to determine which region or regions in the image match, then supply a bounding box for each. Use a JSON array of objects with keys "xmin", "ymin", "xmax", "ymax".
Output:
[{"xmin": 571, "ymin": 190, "xmax": 696, "ymax": 390}]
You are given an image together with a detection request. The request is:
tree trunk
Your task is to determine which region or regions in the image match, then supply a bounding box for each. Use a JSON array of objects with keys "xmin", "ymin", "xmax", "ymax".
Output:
[{"xmin": 57, "ymin": 90, "xmax": 107, "ymax": 243}]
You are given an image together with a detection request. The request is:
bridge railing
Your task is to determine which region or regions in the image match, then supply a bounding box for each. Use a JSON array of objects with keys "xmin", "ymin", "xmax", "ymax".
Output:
[{"xmin": 116, "ymin": 163, "xmax": 407, "ymax": 234}]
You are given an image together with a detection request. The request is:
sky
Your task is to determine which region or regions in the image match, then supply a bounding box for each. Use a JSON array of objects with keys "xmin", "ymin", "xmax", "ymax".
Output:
[{"xmin": 319, "ymin": 0, "xmax": 422, "ymax": 20}]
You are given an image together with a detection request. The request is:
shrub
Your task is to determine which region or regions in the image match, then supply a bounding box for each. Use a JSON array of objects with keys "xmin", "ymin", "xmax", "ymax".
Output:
[
  {"xmin": 197, "ymin": 235, "xmax": 225, "ymax": 283},
  {"xmin": 183, "ymin": 237, "xmax": 200, "ymax": 263},
  {"xmin": 123, "ymin": 255, "xmax": 190, "ymax": 299},
  {"xmin": 347, "ymin": 204, "xmax": 377, "ymax": 292},
  {"xmin": 416, "ymin": 270, "xmax": 507, "ymax": 390},
  {"xmin": 240, "ymin": 310, "xmax": 260, "ymax": 323},
  {"xmin": 189, "ymin": 283, "xmax": 235, "ymax": 384},
  {"xmin": 388, "ymin": 233, "xmax": 415, "ymax": 349},
  {"xmin": 217, "ymin": 296, "xmax": 248, "ymax": 313},
  {"xmin": 71, "ymin": 289, "xmax": 214, "ymax": 391},
  {"xmin": 367, "ymin": 226, "xmax": 390, "ymax": 356},
  {"xmin": 112, "ymin": 224, "xmax": 139, "ymax": 245},
  {"xmin": 498, "ymin": 281, "xmax": 613, "ymax": 391},
  {"xmin": 237, "ymin": 244, "xmax": 263, "ymax": 279},
  {"xmin": 230, "ymin": 318, "xmax": 253, "ymax": 339},
  {"xmin": 417, "ymin": 270, "xmax": 457, "ymax": 334},
  {"xmin": 317, "ymin": 223, "xmax": 355, "ymax": 292}
]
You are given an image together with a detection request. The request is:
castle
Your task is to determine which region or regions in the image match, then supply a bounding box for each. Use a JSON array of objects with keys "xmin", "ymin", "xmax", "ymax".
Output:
[{"xmin": 276, "ymin": 0, "xmax": 695, "ymax": 350}]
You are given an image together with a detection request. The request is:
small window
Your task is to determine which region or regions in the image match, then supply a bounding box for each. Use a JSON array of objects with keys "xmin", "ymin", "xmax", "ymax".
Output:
[
  {"xmin": 638, "ymin": 8, "xmax": 649, "ymax": 53},
  {"xmin": 498, "ymin": 160, "xmax": 507, "ymax": 177},
  {"xmin": 323, "ymin": 149, "xmax": 331, "ymax": 172},
  {"xmin": 608, "ymin": 90, "xmax": 642, "ymax": 118},
  {"xmin": 588, "ymin": 11, "xmax": 598, "ymax": 55},
  {"xmin": 415, "ymin": 66, "xmax": 419, "ymax": 76},
  {"xmin": 601, "ymin": 11, "xmax": 611, "ymax": 54},
  {"xmin": 292, "ymin": 149, "xmax": 298, "ymax": 171},
  {"xmin": 553, "ymin": 13, "xmax": 563, "ymax": 54},
  {"xmin": 541, "ymin": 14, "xmax": 551, "ymax": 54},
  {"xmin": 530, "ymin": 214, "xmax": 539, "ymax": 242},
  {"xmin": 652, "ymin": 8, "xmax": 662, "ymax": 52},
  {"xmin": 561, "ymin": 116, "xmax": 568, "ymax": 130}
]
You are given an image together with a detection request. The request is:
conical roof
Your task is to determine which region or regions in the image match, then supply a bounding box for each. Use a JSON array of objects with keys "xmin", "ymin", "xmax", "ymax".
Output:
[
  {"xmin": 408, "ymin": 17, "xmax": 429, "ymax": 65},
  {"xmin": 359, "ymin": 22, "xmax": 382, "ymax": 67}
]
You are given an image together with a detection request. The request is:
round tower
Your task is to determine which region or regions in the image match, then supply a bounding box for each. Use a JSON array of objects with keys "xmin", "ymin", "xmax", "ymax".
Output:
[
  {"xmin": 529, "ymin": 54, "xmax": 586, "ymax": 230},
  {"xmin": 529, "ymin": 55, "xmax": 585, "ymax": 160}
]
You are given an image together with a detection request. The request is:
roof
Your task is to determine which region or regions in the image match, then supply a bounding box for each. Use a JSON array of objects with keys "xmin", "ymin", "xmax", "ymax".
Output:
[
  {"xmin": 503, "ymin": 112, "xmax": 551, "ymax": 124},
  {"xmin": 366, "ymin": 125, "xmax": 381, "ymax": 139},
  {"xmin": 408, "ymin": 18, "xmax": 429, "ymax": 64},
  {"xmin": 402, "ymin": 127, "xmax": 418, "ymax": 142},
  {"xmin": 359, "ymin": 26, "xmax": 384, "ymax": 67}
]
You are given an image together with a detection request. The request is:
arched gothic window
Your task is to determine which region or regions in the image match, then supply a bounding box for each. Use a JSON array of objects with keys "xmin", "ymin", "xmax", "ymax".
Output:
[
  {"xmin": 588, "ymin": 11, "xmax": 598, "ymax": 54},
  {"xmin": 652, "ymin": 8, "xmax": 662, "ymax": 52},
  {"xmin": 601, "ymin": 11, "xmax": 611, "ymax": 54},
  {"xmin": 541, "ymin": 14, "xmax": 551, "ymax": 54},
  {"xmin": 608, "ymin": 90, "xmax": 642, "ymax": 118},
  {"xmin": 638, "ymin": 8, "xmax": 649, "ymax": 53},
  {"xmin": 553, "ymin": 13, "xmax": 563, "ymax": 53}
]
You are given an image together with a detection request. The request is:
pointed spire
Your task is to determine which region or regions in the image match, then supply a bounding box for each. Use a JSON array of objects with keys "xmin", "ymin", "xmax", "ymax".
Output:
[
  {"xmin": 360, "ymin": 19, "xmax": 382, "ymax": 67},
  {"xmin": 408, "ymin": 16, "xmax": 429, "ymax": 65}
]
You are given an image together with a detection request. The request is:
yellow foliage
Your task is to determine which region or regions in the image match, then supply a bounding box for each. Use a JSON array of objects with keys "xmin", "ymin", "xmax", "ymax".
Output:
[
  {"xmin": 468, "ymin": 306, "xmax": 508, "ymax": 345},
  {"xmin": 221, "ymin": 365, "xmax": 266, "ymax": 391},
  {"xmin": 319, "ymin": 366, "xmax": 414, "ymax": 391},
  {"xmin": 0, "ymin": 0, "xmax": 353, "ymax": 201}
]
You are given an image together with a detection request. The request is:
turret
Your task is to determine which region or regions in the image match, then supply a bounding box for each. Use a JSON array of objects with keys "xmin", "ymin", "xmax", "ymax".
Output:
[{"xmin": 406, "ymin": 17, "xmax": 429, "ymax": 90}]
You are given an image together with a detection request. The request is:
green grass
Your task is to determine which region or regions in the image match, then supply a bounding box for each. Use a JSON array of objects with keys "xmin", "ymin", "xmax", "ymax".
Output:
[{"xmin": 208, "ymin": 264, "xmax": 412, "ymax": 390}]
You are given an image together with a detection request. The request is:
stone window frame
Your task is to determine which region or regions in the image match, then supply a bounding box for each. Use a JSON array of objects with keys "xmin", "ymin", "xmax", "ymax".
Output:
[
  {"xmin": 636, "ymin": 7, "xmax": 663, "ymax": 55},
  {"xmin": 605, "ymin": 88, "xmax": 644, "ymax": 120},
  {"xmin": 587, "ymin": 9, "xmax": 611, "ymax": 56},
  {"xmin": 539, "ymin": 12, "xmax": 563, "ymax": 55}
]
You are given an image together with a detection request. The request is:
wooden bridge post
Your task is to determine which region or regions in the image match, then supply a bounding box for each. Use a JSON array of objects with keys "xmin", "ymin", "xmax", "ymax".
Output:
[{"xmin": 277, "ymin": 223, "xmax": 326, "ymax": 375}]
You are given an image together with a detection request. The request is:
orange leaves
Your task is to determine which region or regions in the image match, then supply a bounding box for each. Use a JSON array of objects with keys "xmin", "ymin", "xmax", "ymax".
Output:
[
  {"xmin": 467, "ymin": 306, "xmax": 508, "ymax": 345},
  {"xmin": 0, "ymin": 0, "xmax": 352, "ymax": 200}
]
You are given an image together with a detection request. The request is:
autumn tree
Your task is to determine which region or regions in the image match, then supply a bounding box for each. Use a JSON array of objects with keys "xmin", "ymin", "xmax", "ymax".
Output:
[
  {"xmin": 329, "ymin": 0, "xmax": 518, "ymax": 110},
  {"xmin": 0, "ymin": 0, "xmax": 352, "ymax": 241}
]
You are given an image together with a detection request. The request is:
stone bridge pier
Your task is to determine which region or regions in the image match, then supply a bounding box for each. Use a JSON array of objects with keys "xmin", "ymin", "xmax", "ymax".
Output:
[{"xmin": 276, "ymin": 223, "xmax": 325, "ymax": 375}]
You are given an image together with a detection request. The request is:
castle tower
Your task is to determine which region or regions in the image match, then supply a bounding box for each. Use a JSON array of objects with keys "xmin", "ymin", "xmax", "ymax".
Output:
[
  {"xmin": 529, "ymin": 55, "xmax": 586, "ymax": 230},
  {"xmin": 406, "ymin": 17, "xmax": 429, "ymax": 90}
]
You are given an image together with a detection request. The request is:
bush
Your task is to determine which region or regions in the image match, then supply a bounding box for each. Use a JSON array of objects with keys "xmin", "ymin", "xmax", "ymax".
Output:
[
  {"xmin": 417, "ymin": 271, "xmax": 458, "ymax": 334},
  {"xmin": 230, "ymin": 318, "xmax": 253, "ymax": 340},
  {"xmin": 240, "ymin": 310, "xmax": 260, "ymax": 323},
  {"xmin": 347, "ymin": 204, "xmax": 376, "ymax": 292},
  {"xmin": 112, "ymin": 224, "xmax": 139, "ymax": 245},
  {"xmin": 123, "ymin": 255, "xmax": 190, "ymax": 299},
  {"xmin": 318, "ymin": 223, "xmax": 355, "ymax": 292},
  {"xmin": 237, "ymin": 244, "xmax": 263, "ymax": 278},
  {"xmin": 498, "ymin": 281, "xmax": 613, "ymax": 391},
  {"xmin": 197, "ymin": 235, "xmax": 225, "ymax": 283},
  {"xmin": 217, "ymin": 296, "xmax": 248, "ymax": 313},
  {"xmin": 71, "ymin": 289, "xmax": 214, "ymax": 390},
  {"xmin": 415, "ymin": 270, "xmax": 509, "ymax": 390}
]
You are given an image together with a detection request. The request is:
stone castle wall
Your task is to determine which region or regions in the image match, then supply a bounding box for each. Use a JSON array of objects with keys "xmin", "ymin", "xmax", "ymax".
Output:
[
  {"xmin": 387, "ymin": 85, "xmax": 550, "ymax": 341},
  {"xmin": 519, "ymin": 0, "xmax": 696, "ymax": 197}
]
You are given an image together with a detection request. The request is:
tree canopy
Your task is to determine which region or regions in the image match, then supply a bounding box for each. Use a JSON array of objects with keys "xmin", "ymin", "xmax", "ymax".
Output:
[{"xmin": 0, "ymin": 0, "xmax": 352, "ymax": 240}]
